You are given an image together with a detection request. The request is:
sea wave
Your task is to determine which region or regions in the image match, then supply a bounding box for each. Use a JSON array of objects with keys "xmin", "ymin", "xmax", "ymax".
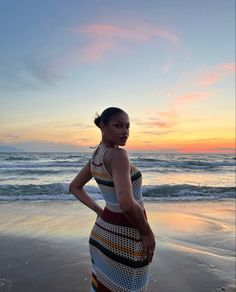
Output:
[
  {"xmin": 142, "ymin": 184, "xmax": 235, "ymax": 200},
  {"xmin": 131, "ymin": 158, "xmax": 235, "ymax": 171},
  {"xmin": 3, "ymin": 156, "xmax": 35, "ymax": 161},
  {"xmin": 1, "ymin": 169, "xmax": 66, "ymax": 175},
  {"xmin": 0, "ymin": 162, "xmax": 84, "ymax": 169},
  {"xmin": 0, "ymin": 183, "xmax": 234, "ymax": 201},
  {"xmin": 1, "ymin": 160, "xmax": 234, "ymax": 173}
]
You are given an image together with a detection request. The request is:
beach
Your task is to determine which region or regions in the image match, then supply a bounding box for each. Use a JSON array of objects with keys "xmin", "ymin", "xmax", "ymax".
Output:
[{"xmin": 0, "ymin": 200, "xmax": 235, "ymax": 292}]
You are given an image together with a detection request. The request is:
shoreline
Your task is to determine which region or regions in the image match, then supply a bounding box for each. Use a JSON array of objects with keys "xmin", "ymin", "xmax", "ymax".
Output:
[{"xmin": 0, "ymin": 200, "xmax": 235, "ymax": 291}]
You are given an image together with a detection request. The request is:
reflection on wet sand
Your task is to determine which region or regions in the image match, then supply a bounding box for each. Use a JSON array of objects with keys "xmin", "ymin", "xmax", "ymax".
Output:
[{"xmin": 0, "ymin": 200, "xmax": 235, "ymax": 291}]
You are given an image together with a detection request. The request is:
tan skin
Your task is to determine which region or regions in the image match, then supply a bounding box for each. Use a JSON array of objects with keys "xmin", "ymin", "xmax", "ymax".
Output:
[{"xmin": 69, "ymin": 112, "xmax": 156, "ymax": 263}]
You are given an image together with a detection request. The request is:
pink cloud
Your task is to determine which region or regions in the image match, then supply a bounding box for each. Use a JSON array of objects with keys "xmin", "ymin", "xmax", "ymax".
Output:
[
  {"xmin": 70, "ymin": 24, "xmax": 125, "ymax": 37},
  {"xmin": 82, "ymin": 41, "xmax": 114, "ymax": 62},
  {"xmin": 196, "ymin": 63, "xmax": 235, "ymax": 86},
  {"xmin": 67, "ymin": 22, "xmax": 179, "ymax": 63},
  {"xmin": 154, "ymin": 62, "xmax": 234, "ymax": 110},
  {"xmin": 69, "ymin": 23, "xmax": 179, "ymax": 42},
  {"xmin": 175, "ymin": 92, "xmax": 209, "ymax": 102}
]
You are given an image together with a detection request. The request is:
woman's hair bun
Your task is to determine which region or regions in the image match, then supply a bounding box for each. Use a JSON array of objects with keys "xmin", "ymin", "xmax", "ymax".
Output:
[
  {"xmin": 94, "ymin": 107, "xmax": 127, "ymax": 128},
  {"xmin": 94, "ymin": 114, "xmax": 101, "ymax": 128}
]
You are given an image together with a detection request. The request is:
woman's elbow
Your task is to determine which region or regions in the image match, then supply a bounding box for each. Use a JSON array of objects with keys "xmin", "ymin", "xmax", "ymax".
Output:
[
  {"xmin": 69, "ymin": 180, "xmax": 84, "ymax": 194},
  {"xmin": 69, "ymin": 182, "xmax": 78, "ymax": 193},
  {"xmin": 68, "ymin": 183, "xmax": 73, "ymax": 193}
]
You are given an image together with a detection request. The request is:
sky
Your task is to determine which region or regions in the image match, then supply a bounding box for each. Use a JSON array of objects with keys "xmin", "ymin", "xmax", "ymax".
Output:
[{"xmin": 0, "ymin": 0, "xmax": 235, "ymax": 153}]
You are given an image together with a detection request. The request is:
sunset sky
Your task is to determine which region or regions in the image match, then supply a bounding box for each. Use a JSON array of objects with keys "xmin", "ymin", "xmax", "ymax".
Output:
[{"xmin": 0, "ymin": 0, "xmax": 235, "ymax": 152}]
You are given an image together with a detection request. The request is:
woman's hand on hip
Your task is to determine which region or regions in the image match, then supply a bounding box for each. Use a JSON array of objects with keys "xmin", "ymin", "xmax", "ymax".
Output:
[{"xmin": 141, "ymin": 229, "xmax": 156, "ymax": 264}]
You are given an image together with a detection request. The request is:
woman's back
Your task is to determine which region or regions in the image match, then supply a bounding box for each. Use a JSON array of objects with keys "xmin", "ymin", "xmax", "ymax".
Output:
[{"xmin": 91, "ymin": 143, "xmax": 144, "ymax": 212}]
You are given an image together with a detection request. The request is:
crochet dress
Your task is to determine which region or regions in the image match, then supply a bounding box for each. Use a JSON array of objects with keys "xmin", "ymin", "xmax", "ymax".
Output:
[{"xmin": 89, "ymin": 143, "xmax": 150, "ymax": 292}]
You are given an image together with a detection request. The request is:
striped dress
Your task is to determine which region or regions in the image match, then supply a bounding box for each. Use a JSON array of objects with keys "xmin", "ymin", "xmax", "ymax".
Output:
[{"xmin": 89, "ymin": 143, "xmax": 150, "ymax": 292}]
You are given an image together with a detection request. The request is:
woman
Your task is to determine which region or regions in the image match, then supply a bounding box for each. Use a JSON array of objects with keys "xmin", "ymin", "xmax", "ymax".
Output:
[{"xmin": 69, "ymin": 107, "xmax": 156, "ymax": 292}]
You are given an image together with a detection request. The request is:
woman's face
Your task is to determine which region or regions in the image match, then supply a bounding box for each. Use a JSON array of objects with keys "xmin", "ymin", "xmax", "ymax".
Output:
[{"xmin": 103, "ymin": 112, "xmax": 130, "ymax": 147}]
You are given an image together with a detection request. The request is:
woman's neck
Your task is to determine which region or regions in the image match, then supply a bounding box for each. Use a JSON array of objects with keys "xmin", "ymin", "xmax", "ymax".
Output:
[{"xmin": 101, "ymin": 140, "xmax": 118, "ymax": 148}]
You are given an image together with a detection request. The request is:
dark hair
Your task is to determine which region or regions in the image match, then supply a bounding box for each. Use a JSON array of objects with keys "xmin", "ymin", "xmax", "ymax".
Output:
[{"xmin": 94, "ymin": 107, "xmax": 127, "ymax": 128}]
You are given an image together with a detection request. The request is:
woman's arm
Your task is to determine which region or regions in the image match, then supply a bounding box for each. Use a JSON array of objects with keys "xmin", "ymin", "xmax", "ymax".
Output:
[
  {"xmin": 108, "ymin": 148, "xmax": 156, "ymax": 263},
  {"xmin": 69, "ymin": 161, "xmax": 103, "ymax": 217}
]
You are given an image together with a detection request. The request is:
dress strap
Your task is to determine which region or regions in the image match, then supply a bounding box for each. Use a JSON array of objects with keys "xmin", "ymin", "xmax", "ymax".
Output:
[
  {"xmin": 91, "ymin": 142, "xmax": 102, "ymax": 161},
  {"xmin": 100, "ymin": 147, "xmax": 112, "ymax": 178}
]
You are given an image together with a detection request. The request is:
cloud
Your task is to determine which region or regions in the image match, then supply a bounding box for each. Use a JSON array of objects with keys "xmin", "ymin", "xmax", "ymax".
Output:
[
  {"xmin": 70, "ymin": 23, "xmax": 179, "ymax": 42},
  {"xmin": 183, "ymin": 138, "xmax": 224, "ymax": 142},
  {"xmin": 174, "ymin": 92, "xmax": 209, "ymax": 104},
  {"xmin": 140, "ymin": 129, "xmax": 178, "ymax": 136},
  {"xmin": 146, "ymin": 118, "xmax": 176, "ymax": 128},
  {"xmin": 152, "ymin": 62, "xmax": 235, "ymax": 111},
  {"xmin": 0, "ymin": 58, "xmax": 62, "ymax": 91},
  {"xmin": 24, "ymin": 58, "xmax": 63, "ymax": 86},
  {"xmin": 78, "ymin": 138, "xmax": 93, "ymax": 143},
  {"xmin": 67, "ymin": 22, "xmax": 179, "ymax": 63},
  {"xmin": 134, "ymin": 110, "xmax": 178, "ymax": 136},
  {"xmin": 167, "ymin": 63, "xmax": 235, "ymax": 107},
  {"xmin": 0, "ymin": 134, "xmax": 21, "ymax": 141},
  {"xmin": 141, "ymin": 110, "xmax": 177, "ymax": 120},
  {"xmin": 196, "ymin": 63, "xmax": 235, "ymax": 87},
  {"xmin": 70, "ymin": 123, "xmax": 93, "ymax": 129}
]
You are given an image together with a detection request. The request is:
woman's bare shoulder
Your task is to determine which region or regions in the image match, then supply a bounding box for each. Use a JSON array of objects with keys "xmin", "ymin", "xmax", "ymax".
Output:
[
  {"xmin": 104, "ymin": 147, "xmax": 129, "ymax": 167},
  {"xmin": 111, "ymin": 149, "xmax": 130, "ymax": 173},
  {"xmin": 110, "ymin": 147, "xmax": 128, "ymax": 160}
]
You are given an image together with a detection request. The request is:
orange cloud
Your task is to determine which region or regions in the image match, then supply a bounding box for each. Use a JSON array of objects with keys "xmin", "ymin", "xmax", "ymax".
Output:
[
  {"xmin": 147, "ymin": 119, "xmax": 175, "ymax": 128},
  {"xmin": 134, "ymin": 110, "xmax": 178, "ymax": 136},
  {"xmin": 139, "ymin": 109, "xmax": 177, "ymax": 125},
  {"xmin": 196, "ymin": 63, "xmax": 236, "ymax": 86},
  {"xmin": 67, "ymin": 22, "xmax": 179, "ymax": 62}
]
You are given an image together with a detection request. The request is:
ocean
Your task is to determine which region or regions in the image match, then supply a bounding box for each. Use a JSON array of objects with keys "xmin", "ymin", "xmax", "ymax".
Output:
[{"xmin": 0, "ymin": 152, "xmax": 235, "ymax": 202}]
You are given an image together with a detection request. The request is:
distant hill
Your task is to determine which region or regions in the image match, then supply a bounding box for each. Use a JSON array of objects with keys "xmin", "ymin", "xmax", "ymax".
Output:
[{"xmin": 0, "ymin": 145, "xmax": 24, "ymax": 152}]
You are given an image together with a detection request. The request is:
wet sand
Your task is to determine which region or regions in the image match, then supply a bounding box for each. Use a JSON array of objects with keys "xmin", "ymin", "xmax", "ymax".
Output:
[{"xmin": 0, "ymin": 200, "xmax": 235, "ymax": 292}]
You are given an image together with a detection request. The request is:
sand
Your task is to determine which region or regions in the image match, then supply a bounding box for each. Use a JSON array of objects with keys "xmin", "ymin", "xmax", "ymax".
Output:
[{"xmin": 0, "ymin": 200, "xmax": 235, "ymax": 292}]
